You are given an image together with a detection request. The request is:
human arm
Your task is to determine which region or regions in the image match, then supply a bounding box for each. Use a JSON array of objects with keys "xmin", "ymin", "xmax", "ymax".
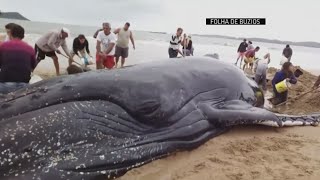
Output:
[
  {"xmin": 30, "ymin": 53, "xmax": 37, "ymax": 72},
  {"xmin": 61, "ymin": 41, "xmax": 72, "ymax": 57},
  {"xmin": 72, "ymin": 38, "xmax": 80, "ymax": 57},
  {"xmin": 113, "ymin": 28, "xmax": 120, "ymax": 34},
  {"xmin": 85, "ymin": 40, "xmax": 91, "ymax": 56},
  {"xmin": 288, "ymin": 73, "xmax": 297, "ymax": 84},
  {"xmin": 180, "ymin": 34, "xmax": 186, "ymax": 46},
  {"xmin": 289, "ymin": 48, "xmax": 293, "ymax": 58},
  {"xmin": 272, "ymin": 72, "xmax": 283, "ymax": 86},
  {"xmin": 130, "ymin": 31, "xmax": 135, "ymax": 49},
  {"xmin": 93, "ymin": 29, "xmax": 102, "ymax": 38},
  {"xmin": 237, "ymin": 43, "xmax": 241, "ymax": 52}
]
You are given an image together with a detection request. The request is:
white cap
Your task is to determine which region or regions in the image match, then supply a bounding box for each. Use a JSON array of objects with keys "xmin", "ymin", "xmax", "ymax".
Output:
[{"xmin": 62, "ymin": 27, "xmax": 70, "ymax": 35}]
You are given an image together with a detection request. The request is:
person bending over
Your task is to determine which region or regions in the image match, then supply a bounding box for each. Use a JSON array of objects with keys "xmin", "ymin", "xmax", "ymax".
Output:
[
  {"xmin": 254, "ymin": 53, "xmax": 270, "ymax": 91},
  {"xmin": 0, "ymin": 24, "xmax": 36, "ymax": 94},
  {"xmin": 243, "ymin": 46, "xmax": 260, "ymax": 71},
  {"xmin": 271, "ymin": 61, "xmax": 297, "ymax": 104},
  {"xmin": 70, "ymin": 34, "xmax": 92, "ymax": 67},
  {"xmin": 35, "ymin": 27, "xmax": 74, "ymax": 76}
]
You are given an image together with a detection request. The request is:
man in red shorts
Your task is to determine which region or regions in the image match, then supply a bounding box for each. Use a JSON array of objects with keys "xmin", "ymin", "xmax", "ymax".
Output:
[{"xmin": 96, "ymin": 22, "xmax": 116, "ymax": 69}]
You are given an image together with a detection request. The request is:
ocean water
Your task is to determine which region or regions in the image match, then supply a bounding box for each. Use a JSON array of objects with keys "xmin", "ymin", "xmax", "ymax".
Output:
[{"xmin": 1, "ymin": 18, "xmax": 320, "ymax": 76}]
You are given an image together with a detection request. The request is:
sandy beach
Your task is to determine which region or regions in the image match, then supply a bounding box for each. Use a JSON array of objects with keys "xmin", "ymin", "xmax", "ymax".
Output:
[{"xmin": 117, "ymin": 67, "xmax": 320, "ymax": 180}]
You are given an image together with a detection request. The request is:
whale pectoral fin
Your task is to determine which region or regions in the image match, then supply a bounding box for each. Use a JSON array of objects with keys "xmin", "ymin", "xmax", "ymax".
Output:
[
  {"xmin": 199, "ymin": 100, "xmax": 320, "ymax": 127},
  {"xmin": 198, "ymin": 100, "xmax": 282, "ymax": 127}
]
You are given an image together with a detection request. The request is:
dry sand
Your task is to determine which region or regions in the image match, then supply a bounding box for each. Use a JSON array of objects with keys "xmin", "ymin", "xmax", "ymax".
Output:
[{"xmin": 119, "ymin": 66, "xmax": 320, "ymax": 180}]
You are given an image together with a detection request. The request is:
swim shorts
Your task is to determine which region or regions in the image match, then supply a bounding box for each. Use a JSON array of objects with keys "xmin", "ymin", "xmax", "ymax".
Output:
[
  {"xmin": 96, "ymin": 54, "xmax": 115, "ymax": 69},
  {"xmin": 244, "ymin": 57, "xmax": 254, "ymax": 64},
  {"xmin": 238, "ymin": 52, "xmax": 245, "ymax": 57},
  {"xmin": 34, "ymin": 44, "xmax": 57, "ymax": 61},
  {"xmin": 115, "ymin": 46, "xmax": 129, "ymax": 58}
]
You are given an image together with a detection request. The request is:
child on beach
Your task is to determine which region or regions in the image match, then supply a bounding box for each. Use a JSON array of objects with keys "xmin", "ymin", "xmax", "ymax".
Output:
[{"xmin": 271, "ymin": 61, "xmax": 297, "ymax": 104}]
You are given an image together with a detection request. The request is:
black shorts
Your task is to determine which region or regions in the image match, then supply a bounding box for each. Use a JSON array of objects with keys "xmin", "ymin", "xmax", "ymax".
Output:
[
  {"xmin": 34, "ymin": 44, "xmax": 57, "ymax": 61},
  {"xmin": 168, "ymin": 48, "xmax": 178, "ymax": 58},
  {"xmin": 115, "ymin": 46, "xmax": 129, "ymax": 58}
]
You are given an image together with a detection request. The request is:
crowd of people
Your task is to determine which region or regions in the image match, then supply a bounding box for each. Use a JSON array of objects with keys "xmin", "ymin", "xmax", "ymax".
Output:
[
  {"xmin": 0, "ymin": 22, "xmax": 316, "ymax": 106},
  {"xmin": 235, "ymin": 38, "xmax": 297, "ymax": 105},
  {"xmin": 0, "ymin": 22, "xmax": 136, "ymax": 94},
  {"xmin": 168, "ymin": 28, "xmax": 193, "ymax": 58}
]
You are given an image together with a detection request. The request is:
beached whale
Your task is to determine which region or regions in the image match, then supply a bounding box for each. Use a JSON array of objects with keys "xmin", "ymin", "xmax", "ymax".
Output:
[{"xmin": 0, "ymin": 57, "xmax": 319, "ymax": 180}]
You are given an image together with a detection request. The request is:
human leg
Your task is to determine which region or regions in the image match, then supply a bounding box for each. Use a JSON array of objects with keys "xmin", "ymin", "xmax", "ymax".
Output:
[
  {"xmin": 120, "ymin": 47, "xmax": 129, "ymax": 68},
  {"xmin": 114, "ymin": 46, "xmax": 121, "ymax": 67},
  {"xmin": 96, "ymin": 53, "xmax": 104, "ymax": 69}
]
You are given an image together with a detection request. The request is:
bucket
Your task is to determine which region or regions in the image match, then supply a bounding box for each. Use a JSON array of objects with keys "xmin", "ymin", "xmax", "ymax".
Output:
[
  {"xmin": 275, "ymin": 79, "xmax": 289, "ymax": 93},
  {"xmin": 294, "ymin": 69, "xmax": 303, "ymax": 78},
  {"xmin": 81, "ymin": 57, "xmax": 89, "ymax": 65}
]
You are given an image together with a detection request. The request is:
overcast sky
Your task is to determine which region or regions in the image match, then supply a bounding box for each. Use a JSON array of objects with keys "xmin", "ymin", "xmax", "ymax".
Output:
[{"xmin": 1, "ymin": 0, "xmax": 319, "ymax": 42}]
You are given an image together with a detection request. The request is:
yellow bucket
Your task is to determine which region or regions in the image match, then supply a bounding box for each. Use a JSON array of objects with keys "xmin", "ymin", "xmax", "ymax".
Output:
[{"xmin": 275, "ymin": 79, "xmax": 288, "ymax": 93}]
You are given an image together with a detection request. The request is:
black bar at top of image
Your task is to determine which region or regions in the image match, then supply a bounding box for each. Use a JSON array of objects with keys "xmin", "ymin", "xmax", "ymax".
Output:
[{"xmin": 206, "ymin": 18, "xmax": 266, "ymax": 25}]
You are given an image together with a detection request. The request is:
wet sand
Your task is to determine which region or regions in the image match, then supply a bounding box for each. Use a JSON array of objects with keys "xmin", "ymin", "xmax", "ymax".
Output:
[{"xmin": 119, "ymin": 66, "xmax": 320, "ymax": 180}]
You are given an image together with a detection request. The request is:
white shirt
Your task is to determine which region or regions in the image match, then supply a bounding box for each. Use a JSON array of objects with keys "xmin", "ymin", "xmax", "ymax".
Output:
[
  {"xmin": 97, "ymin": 31, "xmax": 117, "ymax": 55},
  {"xmin": 169, "ymin": 34, "xmax": 182, "ymax": 50}
]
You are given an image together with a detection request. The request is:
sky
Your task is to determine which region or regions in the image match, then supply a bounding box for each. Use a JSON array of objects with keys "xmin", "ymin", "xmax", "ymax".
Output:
[{"xmin": 1, "ymin": 0, "xmax": 320, "ymax": 42}]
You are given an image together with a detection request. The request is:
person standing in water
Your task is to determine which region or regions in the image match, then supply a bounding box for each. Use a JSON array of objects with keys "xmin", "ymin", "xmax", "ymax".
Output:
[
  {"xmin": 113, "ymin": 22, "xmax": 136, "ymax": 68},
  {"xmin": 168, "ymin": 28, "xmax": 186, "ymax": 58},
  {"xmin": 35, "ymin": 27, "xmax": 73, "ymax": 76},
  {"xmin": 282, "ymin": 44, "xmax": 293, "ymax": 62},
  {"xmin": 235, "ymin": 39, "xmax": 248, "ymax": 66}
]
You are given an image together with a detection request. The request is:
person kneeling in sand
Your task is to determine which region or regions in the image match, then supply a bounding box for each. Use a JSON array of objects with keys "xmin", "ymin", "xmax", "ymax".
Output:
[
  {"xmin": 253, "ymin": 53, "xmax": 270, "ymax": 91},
  {"xmin": 35, "ymin": 27, "xmax": 74, "ymax": 76},
  {"xmin": 271, "ymin": 62, "xmax": 297, "ymax": 104},
  {"xmin": 0, "ymin": 24, "xmax": 37, "ymax": 94}
]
